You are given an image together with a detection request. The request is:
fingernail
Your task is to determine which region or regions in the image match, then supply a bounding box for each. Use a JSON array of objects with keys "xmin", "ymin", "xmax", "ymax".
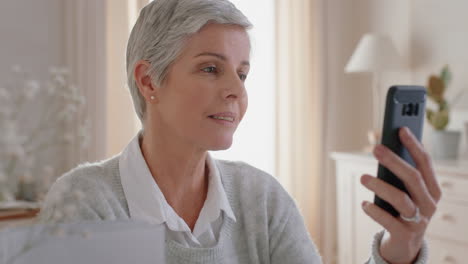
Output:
[
  {"xmin": 362, "ymin": 201, "xmax": 369, "ymax": 209},
  {"xmin": 374, "ymin": 145, "xmax": 384, "ymax": 157},
  {"xmin": 403, "ymin": 127, "xmax": 411, "ymax": 136},
  {"xmin": 360, "ymin": 175, "xmax": 370, "ymax": 185}
]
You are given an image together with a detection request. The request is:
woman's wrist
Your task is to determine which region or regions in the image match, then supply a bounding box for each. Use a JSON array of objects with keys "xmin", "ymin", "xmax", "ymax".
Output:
[{"xmin": 371, "ymin": 230, "xmax": 428, "ymax": 264}]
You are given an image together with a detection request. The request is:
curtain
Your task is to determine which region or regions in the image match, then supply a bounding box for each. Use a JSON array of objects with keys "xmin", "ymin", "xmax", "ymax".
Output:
[
  {"xmin": 105, "ymin": 0, "xmax": 144, "ymax": 157},
  {"xmin": 63, "ymin": 0, "xmax": 107, "ymax": 164},
  {"xmin": 63, "ymin": 0, "xmax": 142, "ymax": 162},
  {"xmin": 275, "ymin": 0, "xmax": 332, "ymax": 261}
]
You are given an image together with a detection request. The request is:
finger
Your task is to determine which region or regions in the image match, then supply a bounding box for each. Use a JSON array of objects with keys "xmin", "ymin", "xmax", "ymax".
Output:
[
  {"xmin": 361, "ymin": 200, "xmax": 405, "ymax": 234},
  {"xmin": 399, "ymin": 127, "xmax": 442, "ymax": 202},
  {"xmin": 360, "ymin": 174, "xmax": 416, "ymax": 219},
  {"xmin": 373, "ymin": 144, "xmax": 437, "ymax": 217}
]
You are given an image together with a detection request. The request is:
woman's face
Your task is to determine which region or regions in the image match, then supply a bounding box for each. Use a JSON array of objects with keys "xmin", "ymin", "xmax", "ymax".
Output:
[{"xmin": 153, "ymin": 23, "xmax": 250, "ymax": 151}]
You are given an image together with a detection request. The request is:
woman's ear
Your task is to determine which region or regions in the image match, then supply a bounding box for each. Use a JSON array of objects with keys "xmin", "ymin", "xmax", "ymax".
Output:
[{"xmin": 134, "ymin": 60, "xmax": 159, "ymax": 103}]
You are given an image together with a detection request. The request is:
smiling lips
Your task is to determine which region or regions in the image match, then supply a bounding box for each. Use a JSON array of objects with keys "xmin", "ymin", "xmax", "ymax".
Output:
[{"xmin": 208, "ymin": 112, "xmax": 236, "ymax": 124}]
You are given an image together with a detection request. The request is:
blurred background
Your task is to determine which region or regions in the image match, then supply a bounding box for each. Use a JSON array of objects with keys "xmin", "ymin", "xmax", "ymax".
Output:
[{"xmin": 1, "ymin": 0, "xmax": 468, "ymax": 263}]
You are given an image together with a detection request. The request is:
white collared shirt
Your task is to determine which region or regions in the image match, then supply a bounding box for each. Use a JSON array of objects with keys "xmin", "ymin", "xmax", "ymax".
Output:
[{"xmin": 119, "ymin": 130, "xmax": 236, "ymax": 247}]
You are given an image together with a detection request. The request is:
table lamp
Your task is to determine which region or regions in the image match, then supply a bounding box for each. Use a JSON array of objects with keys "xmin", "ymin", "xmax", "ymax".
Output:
[{"xmin": 345, "ymin": 33, "xmax": 403, "ymax": 151}]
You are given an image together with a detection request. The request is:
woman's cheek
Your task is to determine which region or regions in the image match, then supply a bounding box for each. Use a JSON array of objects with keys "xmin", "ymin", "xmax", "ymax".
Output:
[{"xmin": 239, "ymin": 96, "xmax": 248, "ymax": 122}]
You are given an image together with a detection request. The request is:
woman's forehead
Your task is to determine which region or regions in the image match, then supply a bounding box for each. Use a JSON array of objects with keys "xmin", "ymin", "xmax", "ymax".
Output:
[{"xmin": 182, "ymin": 24, "xmax": 251, "ymax": 62}]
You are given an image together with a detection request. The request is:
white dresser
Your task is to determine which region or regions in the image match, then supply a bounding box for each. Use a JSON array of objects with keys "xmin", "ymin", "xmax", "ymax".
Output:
[{"xmin": 331, "ymin": 152, "xmax": 468, "ymax": 264}]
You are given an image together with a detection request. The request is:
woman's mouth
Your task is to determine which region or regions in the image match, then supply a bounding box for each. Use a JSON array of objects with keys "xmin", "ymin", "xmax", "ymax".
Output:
[
  {"xmin": 209, "ymin": 115, "xmax": 235, "ymax": 122},
  {"xmin": 208, "ymin": 115, "xmax": 236, "ymax": 126}
]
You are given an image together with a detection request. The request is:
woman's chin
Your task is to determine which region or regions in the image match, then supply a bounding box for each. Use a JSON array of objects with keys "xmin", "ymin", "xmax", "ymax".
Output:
[{"xmin": 206, "ymin": 137, "xmax": 233, "ymax": 151}]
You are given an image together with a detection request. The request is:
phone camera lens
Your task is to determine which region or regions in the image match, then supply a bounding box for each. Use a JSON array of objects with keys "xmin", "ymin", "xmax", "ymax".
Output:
[{"xmin": 406, "ymin": 103, "xmax": 413, "ymax": 116}]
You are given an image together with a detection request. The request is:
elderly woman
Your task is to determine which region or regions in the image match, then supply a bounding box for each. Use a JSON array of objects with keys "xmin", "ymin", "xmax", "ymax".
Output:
[{"xmin": 39, "ymin": 0, "xmax": 441, "ymax": 263}]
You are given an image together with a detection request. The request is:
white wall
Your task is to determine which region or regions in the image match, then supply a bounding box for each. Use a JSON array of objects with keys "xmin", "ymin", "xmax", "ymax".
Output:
[
  {"xmin": 367, "ymin": 0, "xmax": 412, "ymax": 100},
  {"xmin": 410, "ymin": 0, "xmax": 468, "ymax": 156},
  {"xmin": 209, "ymin": 0, "xmax": 276, "ymax": 176},
  {"xmin": 0, "ymin": 0, "xmax": 64, "ymax": 82},
  {"xmin": 411, "ymin": 0, "xmax": 468, "ymax": 111}
]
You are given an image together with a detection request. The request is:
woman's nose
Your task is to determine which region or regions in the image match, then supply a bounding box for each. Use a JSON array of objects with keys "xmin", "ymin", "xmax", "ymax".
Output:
[{"xmin": 222, "ymin": 73, "xmax": 246, "ymax": 100}]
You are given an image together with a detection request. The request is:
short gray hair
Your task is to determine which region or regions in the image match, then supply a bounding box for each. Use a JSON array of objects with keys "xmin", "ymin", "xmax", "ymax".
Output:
[{"xmin": 126, "ymin": 0, "xmax": 252, "ymax": 126}]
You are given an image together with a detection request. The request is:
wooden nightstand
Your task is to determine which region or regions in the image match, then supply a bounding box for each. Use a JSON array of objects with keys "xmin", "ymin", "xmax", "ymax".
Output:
[
  {"xmin": 0, "ymin": 208, "xmax": 40, "ymax": 230},
  {"xmin": 331, "ymin": 152, "xmax": 468, "ymax": 264}
]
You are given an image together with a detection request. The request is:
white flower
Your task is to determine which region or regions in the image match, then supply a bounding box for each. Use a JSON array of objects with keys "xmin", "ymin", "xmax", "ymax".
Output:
[
  {"xmin": 77, "ymin": 96, "xmax": 86, "ymax": 107},
  {"xmin": 69, "ymin": 92, "xmax": 85, "ymax": 108},
  {"xmin": 57, "ymin": 103, "xmax": 76, "ymax": 123},
  {"xmin": 66, "ymin": 104, "xmax": 78, "ymax": 114},
  {"xmin": 53, "ymin": 75, "xmax": 66, "ymax": 87},
  {"xmin": 24, "ymin": 80, "xmax": 41, "ymax": 100},
  {"xmin": 0, "ymin": 64, "xmax": 88, "ymax": 207}
]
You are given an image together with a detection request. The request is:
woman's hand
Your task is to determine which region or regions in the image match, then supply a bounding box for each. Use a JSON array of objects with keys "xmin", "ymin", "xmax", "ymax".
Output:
[{"xmin": 360, "ymin": 127, "xmax": 442, "ymax": 264}]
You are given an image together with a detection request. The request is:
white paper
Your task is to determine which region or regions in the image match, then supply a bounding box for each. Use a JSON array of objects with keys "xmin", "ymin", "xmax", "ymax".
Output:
[{"xmin": 0, "ymin": 220, "xmax": 166, "ymax": 264}]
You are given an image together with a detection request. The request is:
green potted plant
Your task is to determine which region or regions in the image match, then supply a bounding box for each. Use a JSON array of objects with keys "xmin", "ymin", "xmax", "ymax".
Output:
[{"xmin": 426, "ymin": 65, "xmax": 462, "ymax": 160}]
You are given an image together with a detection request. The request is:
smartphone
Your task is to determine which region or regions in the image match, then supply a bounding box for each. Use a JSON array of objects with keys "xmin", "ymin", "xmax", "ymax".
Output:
[{"xmin": 374, "ymin": 85, "xmax": 426, "ymax": 217}]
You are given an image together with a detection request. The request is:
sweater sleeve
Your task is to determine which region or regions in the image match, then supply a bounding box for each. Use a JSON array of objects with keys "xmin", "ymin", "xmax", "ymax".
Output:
[
  {"xmin": 365, "ymin": 230, "xmax": 429, "ymax": 264},
  {"xmin": 37, "ymin": 160, "xmax": 130, "ymax": 224},
  {"xmin": 269, "ymin": 199, "xmax": 323, "ymax": 264},
  {"xmin": 37, "ymin": 175, "xmax": 102, "ymax": 224}
]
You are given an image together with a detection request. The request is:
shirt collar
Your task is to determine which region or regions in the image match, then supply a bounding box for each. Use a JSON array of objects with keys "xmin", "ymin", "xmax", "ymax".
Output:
[{"xmin": 118, "ymin": 130, "xmax": 236, "ymax": 228}]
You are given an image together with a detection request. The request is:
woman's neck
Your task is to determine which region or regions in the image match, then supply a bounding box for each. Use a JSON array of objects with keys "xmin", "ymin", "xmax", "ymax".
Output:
[{"xmin": 140, "ymin": 128, "xmax": 209, "ymax": 229}]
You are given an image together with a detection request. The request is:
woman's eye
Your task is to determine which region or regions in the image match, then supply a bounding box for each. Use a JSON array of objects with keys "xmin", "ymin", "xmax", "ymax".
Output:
[{"xmin": 202, "ymin": 66, "xmax": 217, "ymax": 73}]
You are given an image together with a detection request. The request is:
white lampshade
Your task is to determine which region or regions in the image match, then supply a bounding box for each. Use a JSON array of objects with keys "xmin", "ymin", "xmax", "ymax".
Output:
[{"xmin": 345, "ymin": 33, "xmax": 403, "ymax": 73}]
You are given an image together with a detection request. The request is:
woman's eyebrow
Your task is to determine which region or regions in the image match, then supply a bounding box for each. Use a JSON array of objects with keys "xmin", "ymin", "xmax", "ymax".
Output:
[{"xmin": 194, "ymin": 52, "xmax": 250, "ymax": 66}]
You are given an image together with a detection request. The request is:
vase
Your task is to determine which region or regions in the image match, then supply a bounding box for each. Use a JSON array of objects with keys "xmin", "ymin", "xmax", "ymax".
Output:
[
  {"xmin": 431, "ymin": 130, "xmax": 461, "ymax": 160},
  {"xmin": 17, "ymin": 181, "xmax": 37, "ymax": 202}
]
